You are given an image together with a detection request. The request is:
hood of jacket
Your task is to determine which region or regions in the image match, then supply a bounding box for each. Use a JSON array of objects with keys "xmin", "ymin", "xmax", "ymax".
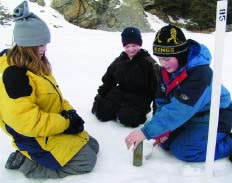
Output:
[{"xmin": 186, "ymin": 39, "xmax": 212, "ymax": 70}]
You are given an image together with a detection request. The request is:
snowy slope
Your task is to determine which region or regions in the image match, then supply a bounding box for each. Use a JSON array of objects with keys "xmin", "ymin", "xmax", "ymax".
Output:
[{"xmin": 0, "ymin": 1, "xmax": 232, "ymax": 182}]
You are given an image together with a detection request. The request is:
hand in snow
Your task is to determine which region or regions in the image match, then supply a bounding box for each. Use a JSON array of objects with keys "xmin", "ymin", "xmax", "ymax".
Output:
[{"xmin": 125, "ymin": 130, "xmax": 146, "ymax": 150}]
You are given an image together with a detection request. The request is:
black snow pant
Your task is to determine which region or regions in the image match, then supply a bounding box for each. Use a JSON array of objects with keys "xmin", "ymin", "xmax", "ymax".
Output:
[{"xmin": 92, "ymin": 87, "xmax": 150, "ymax": 127}]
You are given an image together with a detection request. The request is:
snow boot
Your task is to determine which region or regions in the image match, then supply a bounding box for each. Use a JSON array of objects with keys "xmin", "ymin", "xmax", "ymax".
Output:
[{"xmin": 5, "ymin": 150, "xmax": 26, "ymax": 169}]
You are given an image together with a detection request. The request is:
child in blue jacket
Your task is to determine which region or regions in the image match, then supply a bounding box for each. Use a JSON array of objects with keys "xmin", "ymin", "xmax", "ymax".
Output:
[{"xmin": 125, "ymin": 24, "xmax": 232, "ymax": 162}]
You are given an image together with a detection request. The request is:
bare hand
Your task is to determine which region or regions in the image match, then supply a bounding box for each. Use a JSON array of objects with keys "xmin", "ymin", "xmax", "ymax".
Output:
[
  {"xmin": 125, "ymin": 130, "xmax": 146, "ymax": 150},
  {"xmin": 153, "ymin": 136, "xmax": 169, "ymax": 146}
]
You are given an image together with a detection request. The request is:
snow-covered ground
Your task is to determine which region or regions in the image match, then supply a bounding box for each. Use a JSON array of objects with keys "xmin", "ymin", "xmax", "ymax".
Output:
[{"xmin": 0, "ymin": 1, "xmax": 232, "ymax": 182}]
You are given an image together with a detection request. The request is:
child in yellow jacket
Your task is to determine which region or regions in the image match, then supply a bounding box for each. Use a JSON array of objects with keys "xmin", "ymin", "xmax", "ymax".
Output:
[{"xmin": 0, "ymin": 1, "xmax": 99, "ymax": 178}]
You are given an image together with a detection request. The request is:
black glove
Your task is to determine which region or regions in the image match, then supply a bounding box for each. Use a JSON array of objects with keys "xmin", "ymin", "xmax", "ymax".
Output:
[{"xmin": 61, "ymin": 109, "xmax": 85, "ymax": 134}]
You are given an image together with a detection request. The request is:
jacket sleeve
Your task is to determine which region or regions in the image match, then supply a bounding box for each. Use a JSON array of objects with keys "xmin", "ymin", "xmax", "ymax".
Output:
[
  {"xmin": 97, "ymin": 60, "xmax": 117, "ymax": 96},
  {"xmin": 147, "ymin": 57, "xmax": 160, "ymax": 101},
  {"xmin": 62, "ymin": 98, "xmax": 74, "ymax": 111},
  {"xmin": 142, "ymin": 66, "xmax": 212, "ymax": 139},
  {"xmin": 2, "ymin": 66, "xmax": 69, "ymax": 137},
  {"xmin": 144, "ymin": 56, "xmax": 160, "ymax": 113}
]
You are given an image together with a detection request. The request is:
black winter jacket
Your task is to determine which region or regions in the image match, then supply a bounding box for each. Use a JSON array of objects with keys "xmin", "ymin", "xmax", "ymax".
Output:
[{"xmin": 97, "ymin": 49, "xmax": 160, "ymax": 110}]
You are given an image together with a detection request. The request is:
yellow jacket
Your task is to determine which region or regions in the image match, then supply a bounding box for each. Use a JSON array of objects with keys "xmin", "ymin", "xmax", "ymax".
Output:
[{"xmin": 0, "ymin": 50, "xmax": 89, "ymax": 170}]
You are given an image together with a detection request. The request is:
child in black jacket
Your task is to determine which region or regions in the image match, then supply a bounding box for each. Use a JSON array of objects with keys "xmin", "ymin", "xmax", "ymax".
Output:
[{"xmin": 92, "ymin": 27, "xmax": 160, "ymax": 127}]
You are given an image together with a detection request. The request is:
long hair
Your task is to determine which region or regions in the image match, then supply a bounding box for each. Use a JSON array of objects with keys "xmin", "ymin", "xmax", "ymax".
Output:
[{"xmin": 7, "ymin": 45, "xmax": 52, "ymax": 75}]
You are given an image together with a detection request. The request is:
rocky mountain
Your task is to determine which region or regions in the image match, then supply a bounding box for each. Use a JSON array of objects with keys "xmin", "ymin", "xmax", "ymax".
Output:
[{"xmin": 1, "ymin": 0, "xmax": 231, "ymax": 32}]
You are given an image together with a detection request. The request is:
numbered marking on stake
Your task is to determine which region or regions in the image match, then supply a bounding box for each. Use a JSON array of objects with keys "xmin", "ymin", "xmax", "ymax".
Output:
[{"xmin": 219, "ymin": 9, "xmax": 226, "ymax": 21}]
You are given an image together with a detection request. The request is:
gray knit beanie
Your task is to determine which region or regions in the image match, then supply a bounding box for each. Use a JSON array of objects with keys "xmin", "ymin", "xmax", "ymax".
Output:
[{"xmin": 13, "ymin": 1, "xmax": 50, "ymax": 46}]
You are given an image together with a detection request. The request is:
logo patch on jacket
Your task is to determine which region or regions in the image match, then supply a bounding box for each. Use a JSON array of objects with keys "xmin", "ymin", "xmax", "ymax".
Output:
[{"xmin": 179, "ymin": 93, "xmax": 189, "ymax": 101}]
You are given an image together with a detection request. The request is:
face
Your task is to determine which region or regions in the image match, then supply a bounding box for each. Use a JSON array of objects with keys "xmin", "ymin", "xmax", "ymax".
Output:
[
  {"xmin": 37, "ymin": 45, "xmax": 47, "ymax": 59},
  {"xmin": 158, "ymin": 56, "xmax": 179, "ymax": 73},
  {"xmin": 124, "ymin": 44, "xmax": 141, "ymax": 59}
]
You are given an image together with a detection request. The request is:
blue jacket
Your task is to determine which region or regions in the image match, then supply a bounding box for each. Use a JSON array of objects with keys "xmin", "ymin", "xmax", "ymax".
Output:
[{"xmin": 142, "ymin": 40, "xmax": 232, "ymax": 139}]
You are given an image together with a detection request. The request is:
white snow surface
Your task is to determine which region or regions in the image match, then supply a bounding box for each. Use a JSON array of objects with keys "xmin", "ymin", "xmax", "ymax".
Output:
[{"xmin": 0, "ymin": 1, "xmax": 232, "ymax": 182}]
